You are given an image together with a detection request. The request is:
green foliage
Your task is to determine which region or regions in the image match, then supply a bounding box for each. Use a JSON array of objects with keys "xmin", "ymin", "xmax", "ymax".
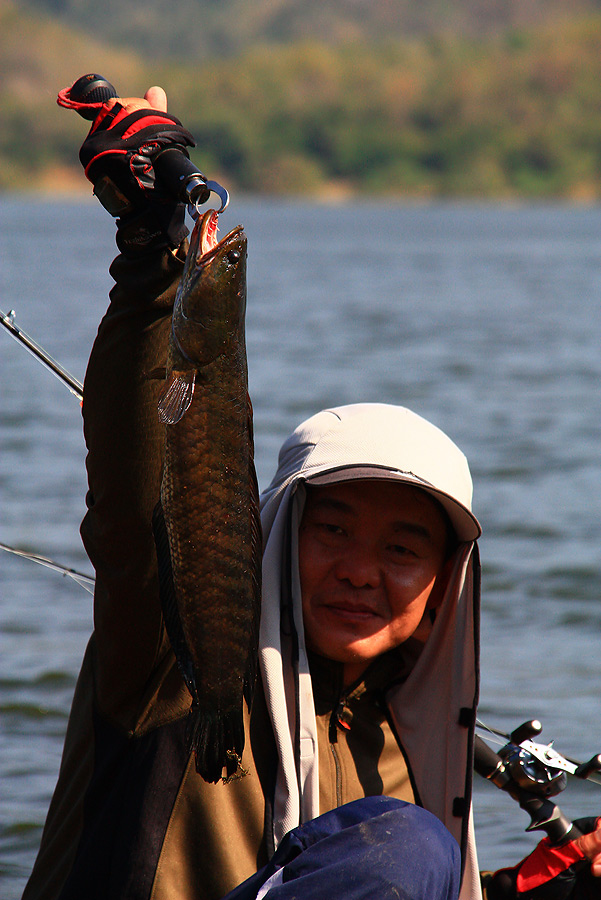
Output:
[
  {"xmin": 4, "ymin": 1, "xmax": 601, "ymax": 199},
  {"xmin": 19, "ymin": 0, "xmax": 601, "ymax": 60}
]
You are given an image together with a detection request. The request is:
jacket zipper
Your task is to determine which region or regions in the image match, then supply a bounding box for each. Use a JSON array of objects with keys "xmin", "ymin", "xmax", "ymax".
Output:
[
  {"xmin": 329, "ymin": 699, "xmax": 347, "ymax": 807},
  {"xmin": 330, "ymin": 742, "xmax": 342, "ymax": 806}
]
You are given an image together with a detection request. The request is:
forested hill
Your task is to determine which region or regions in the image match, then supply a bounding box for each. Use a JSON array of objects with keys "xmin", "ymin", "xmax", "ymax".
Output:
[
  {"xmin": 5, "ymin": 0, "xmax": 601, "ymax": 199},
  {"xmin": 19, "ymin": 0, "xmax": 601, "ymax": 59}
]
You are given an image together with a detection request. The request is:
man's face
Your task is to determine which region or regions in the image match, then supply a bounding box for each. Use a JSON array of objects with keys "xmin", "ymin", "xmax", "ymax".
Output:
[{"xmin": 298, "ymin": 479, "xmax": 451, "ymax": 684}]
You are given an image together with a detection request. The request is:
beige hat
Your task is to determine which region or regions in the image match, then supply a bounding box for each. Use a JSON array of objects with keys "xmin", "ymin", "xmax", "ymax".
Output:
[{"xmin": 263, "ymin": 403, "xmax": 481, "ymax": 542}]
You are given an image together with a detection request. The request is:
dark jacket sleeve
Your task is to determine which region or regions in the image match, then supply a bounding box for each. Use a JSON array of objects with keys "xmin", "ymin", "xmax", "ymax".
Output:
[{"xmin": 80, "ymin": 243, "xmax": 189, "ymax": 731}]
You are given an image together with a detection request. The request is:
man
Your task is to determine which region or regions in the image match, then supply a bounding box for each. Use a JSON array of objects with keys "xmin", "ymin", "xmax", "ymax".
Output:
[{"xmin": 23, "ymin": 86, "xmax": 601, "ymax": 900}]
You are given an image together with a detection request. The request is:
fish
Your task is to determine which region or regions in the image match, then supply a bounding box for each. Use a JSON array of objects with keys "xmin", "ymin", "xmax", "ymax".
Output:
[{"xmin": 152, "ymin": 209, "xmax": 261, "ymax": 784}]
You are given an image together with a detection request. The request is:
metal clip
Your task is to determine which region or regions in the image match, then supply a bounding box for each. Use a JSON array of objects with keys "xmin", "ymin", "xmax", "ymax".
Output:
[
  {"xmin": 206, "ymin": 180, "xmax": 230, "ymax": 213},
  {"xmin": 188, "ymin": 179, "xmax": 229, "ymax": 219}
]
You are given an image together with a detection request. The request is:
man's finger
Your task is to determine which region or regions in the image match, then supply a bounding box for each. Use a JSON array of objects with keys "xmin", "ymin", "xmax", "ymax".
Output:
[
  {"xmin": 104, "ymin": 88, "xmax": 168, "ymax": 115},
  {"xmin": 575, "ymin": 822, "xmax": 601, "ymax": 872},
  {"xmin": 144, "ymin": 86, "xmax": 167, "ymax": 111}
]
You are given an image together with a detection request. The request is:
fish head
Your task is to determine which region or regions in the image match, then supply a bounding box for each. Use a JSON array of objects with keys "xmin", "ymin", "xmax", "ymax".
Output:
[{"xmin": 172, "ymin": 209, "xmax": 247, "ymax": 366}]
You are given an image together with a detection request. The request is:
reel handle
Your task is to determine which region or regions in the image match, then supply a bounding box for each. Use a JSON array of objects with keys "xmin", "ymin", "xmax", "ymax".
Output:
[{"xmin": 575, "ymin": 754, "xmax": 601, "ymax": 780}]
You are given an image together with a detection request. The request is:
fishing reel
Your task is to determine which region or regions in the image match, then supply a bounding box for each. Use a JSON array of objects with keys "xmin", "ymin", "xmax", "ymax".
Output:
[
  {"xmin": 475, "ymin": 719, "xmax": 601, "ymax": 843},
  {"xmin": 496, "ymin": 720, "xmax": 568, "ymax": 798}
]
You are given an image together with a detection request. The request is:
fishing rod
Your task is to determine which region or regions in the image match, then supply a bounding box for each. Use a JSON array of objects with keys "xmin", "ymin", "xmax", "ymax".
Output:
[
  {"xmin": 475, "ymin": 718, "xmax": 601, "ymax": 842},
  {"xmin": 0, "ymin": 308, "xmax": 83, "ymax": 401},
  {"xmin": 0, "ymin": 315, "xmax": 90, "ymax": 589},
  {"xmin": 0, "ymin": 542, "xmax": 95, "ymax": 594}
]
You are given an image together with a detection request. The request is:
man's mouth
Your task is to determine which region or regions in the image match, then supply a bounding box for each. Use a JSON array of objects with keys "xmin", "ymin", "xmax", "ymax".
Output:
[{"xmin": 322, "ymin": 602, "xmax": 380, "ymax": 621}]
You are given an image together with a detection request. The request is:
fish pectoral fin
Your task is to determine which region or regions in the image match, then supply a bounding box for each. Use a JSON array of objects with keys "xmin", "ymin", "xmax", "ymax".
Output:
[{"xmin": 158, "ymin": 371, "xmax": 196, "ymax": 424}]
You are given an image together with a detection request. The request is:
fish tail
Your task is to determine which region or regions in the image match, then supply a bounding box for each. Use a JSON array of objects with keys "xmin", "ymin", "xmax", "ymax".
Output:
[{"xmin": 187, "ymin": 705, "xmax": 246, "ymax": 783}]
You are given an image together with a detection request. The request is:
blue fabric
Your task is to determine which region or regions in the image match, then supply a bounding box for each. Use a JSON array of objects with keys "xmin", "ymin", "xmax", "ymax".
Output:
[{"xmin": 223, "ymin": 797, "xmax": 461, "ymax": 900}]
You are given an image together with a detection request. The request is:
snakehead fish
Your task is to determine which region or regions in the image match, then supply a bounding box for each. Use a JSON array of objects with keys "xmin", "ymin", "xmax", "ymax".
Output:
[{"xmin": 153, "ymin": 209, "xmax": 261, "ymax": 784}]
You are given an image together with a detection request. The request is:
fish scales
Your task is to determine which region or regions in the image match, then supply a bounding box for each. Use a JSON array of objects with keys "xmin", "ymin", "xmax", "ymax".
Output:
[
  {"xmin": 162, "ymin": 370, "xmax": 258, "ymax": 690},
  {"xmin": 154, "ymin": 210, "xmax": 261, "ymax": 784}
]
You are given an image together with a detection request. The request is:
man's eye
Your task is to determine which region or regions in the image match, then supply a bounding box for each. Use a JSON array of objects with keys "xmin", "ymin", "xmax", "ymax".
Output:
[
  {"xmin": 389, "ymin": 544, "xmax": 415, "ymax": 557},
  {"xmin": 321, "ymin": 522, "xmax": 345, "ymax": 536}
]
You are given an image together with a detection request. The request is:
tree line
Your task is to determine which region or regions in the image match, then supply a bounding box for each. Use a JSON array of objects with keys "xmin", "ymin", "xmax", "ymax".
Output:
[{"xmin": 4, "ymin": 12, "xmax": 601, "ymax": 198}]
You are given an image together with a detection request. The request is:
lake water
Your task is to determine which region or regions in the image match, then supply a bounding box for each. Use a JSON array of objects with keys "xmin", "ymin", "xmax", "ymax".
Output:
[{"xmin": 1, "ymin": 197, "xmax": 601, "ymax": 896}]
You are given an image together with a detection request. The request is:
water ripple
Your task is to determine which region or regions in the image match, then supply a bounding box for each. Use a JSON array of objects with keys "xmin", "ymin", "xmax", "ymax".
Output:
[{"xmin": 2, "ymin": 198, "xmax": 601, "ymax": 892}]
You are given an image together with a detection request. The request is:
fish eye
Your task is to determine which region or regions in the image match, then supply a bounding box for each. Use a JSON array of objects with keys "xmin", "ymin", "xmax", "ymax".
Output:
[{"xmin": 227, "ymin": 250, "xmax": 241, "ymax": 263}]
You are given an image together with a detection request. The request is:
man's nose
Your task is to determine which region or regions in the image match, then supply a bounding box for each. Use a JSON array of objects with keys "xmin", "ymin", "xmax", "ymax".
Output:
[{"xmin": 334, "ymin": 544, "xmax": 381, "ymax": 588}]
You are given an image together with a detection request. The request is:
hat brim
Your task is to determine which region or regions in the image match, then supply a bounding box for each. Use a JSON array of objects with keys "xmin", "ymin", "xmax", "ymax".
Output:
[{"xmin": 305, "ymin": 465, "xmax": 481, "ymax": 543}]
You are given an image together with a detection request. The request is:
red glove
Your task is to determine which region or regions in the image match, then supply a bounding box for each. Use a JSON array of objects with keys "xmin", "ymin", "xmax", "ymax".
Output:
[
  {"xmin": 59, "ymin": 80, "xmax": 197, "ymax": 255},
  {"xmin": 485, "ymin": 818, "xmax": 601, "ymax": 900},
  {"xmin": 78, "ymin": 102, "xmax": 195, "ymax": 215}
]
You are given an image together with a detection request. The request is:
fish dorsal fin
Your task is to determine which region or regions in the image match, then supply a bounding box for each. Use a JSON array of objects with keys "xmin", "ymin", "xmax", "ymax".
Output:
[{"xmin": 158, "ymin": 371, "xmax": 196, "ymax": 425}]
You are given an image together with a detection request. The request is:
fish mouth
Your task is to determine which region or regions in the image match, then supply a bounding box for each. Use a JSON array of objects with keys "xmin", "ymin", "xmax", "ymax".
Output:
[{"xmin": 193, "ymin": 210, "xmax": 244, "ymax": 266}]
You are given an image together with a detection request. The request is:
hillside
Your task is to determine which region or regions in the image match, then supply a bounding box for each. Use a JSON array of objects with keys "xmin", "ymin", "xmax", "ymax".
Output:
[
  {"xmin": 4, "ymin": 0, "xmax": 601, "ymax": 199},
  {"xmin": 19, "ymin": 0, "xmax": 601, "ymax": 59},
  {"xmin": 0, "ymin": 0, "xmax": 161, "ymax": 191}
]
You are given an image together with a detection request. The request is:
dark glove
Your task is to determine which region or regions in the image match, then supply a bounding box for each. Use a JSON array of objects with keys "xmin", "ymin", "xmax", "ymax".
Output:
[
  {"xmin": 485, "ymin": 818, "xmax": 601, "ymax": 900},
  {"xmin": 79, "ymin": 103, "xmax": 196, "ymax": 255}
]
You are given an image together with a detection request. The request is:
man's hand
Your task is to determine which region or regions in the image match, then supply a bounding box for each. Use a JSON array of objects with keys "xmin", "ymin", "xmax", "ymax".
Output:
[
  {"xmin": 77, "ymin": 85, "xmax": 193, "ymax": 255},
  {"xmin": 575, "ymin": 819, "xmax": 601, "ymax": 877},
  {"xmin": 485, "ymin": 817, "xmax": 601, "ymax": 900},
  {"xmin": 79, "ymin": 84, "xmax": 193, "ymax": 214}
]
